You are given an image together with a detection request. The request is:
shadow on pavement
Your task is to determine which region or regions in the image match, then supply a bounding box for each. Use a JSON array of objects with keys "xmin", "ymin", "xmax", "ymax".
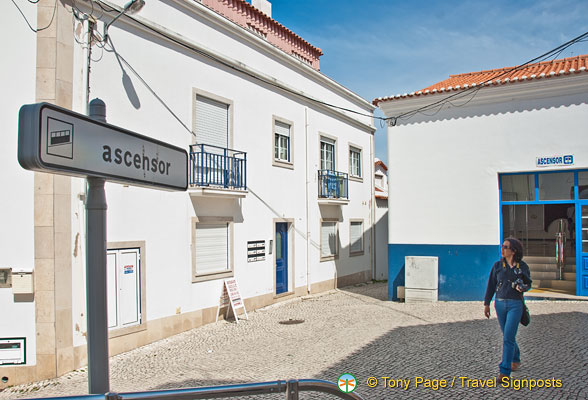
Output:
[{"xmin": 151, "ymin": 311, "xmax": 587, "ymax": 400}]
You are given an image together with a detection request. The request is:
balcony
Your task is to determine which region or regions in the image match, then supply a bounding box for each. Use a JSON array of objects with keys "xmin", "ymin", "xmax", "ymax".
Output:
[
  {"xmin": 318, "ymin": 169, "xmax": 349, "ymax": 205},
  {"xmin": 188, "ymin": 144, "xmax": 247, "ymax": 198}
]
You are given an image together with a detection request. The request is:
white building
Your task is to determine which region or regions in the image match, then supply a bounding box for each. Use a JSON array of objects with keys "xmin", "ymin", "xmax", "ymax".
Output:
[
  {"xmin": 374, "ymin": 159, "xmax": 388, "ymax": 280},
  {"xmin": 1, "ymin": 0, "xmax": 375, "ymax": 387},
  {"xmin": 375, "ymin": 55, "xmax": 588, "ymax": 301}
]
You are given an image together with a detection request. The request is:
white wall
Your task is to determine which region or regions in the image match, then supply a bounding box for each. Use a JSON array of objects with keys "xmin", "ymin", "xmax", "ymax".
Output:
[
  {"xmin": 385, "ymin": 89, "xmax": 588, "ymax": 246},
  {"xmin": 67, "ymin": 1, "xmax": 374, "ymax": 330},
  {"xmin": 0, "ymin": 0, "xmax": 37, "ymax": 364}
]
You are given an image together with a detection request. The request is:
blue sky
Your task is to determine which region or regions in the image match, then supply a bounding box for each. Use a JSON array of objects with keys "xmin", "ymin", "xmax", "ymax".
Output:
[{"xmin": 267, "ymin": 0, "xmax": 588, "ymax": 163}]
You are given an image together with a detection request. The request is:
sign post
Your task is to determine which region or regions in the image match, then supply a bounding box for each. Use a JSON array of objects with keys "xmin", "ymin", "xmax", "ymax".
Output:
[
  {"xmin": 18, "ymin": 100, "xmax": 188, "ymax": 394},
  {"xmin": 85, "ymin": 100, "xmax": 109, "ymax": 394}
]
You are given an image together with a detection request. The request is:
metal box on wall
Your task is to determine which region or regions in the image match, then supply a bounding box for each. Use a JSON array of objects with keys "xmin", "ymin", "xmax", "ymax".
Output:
[
  {"xmin": 12, "ymin": 271, "xmax": 34, "ymax": 295},
  {"xmin": 405, "ymin": 256, "xmax": 438, "ymax": 303}
]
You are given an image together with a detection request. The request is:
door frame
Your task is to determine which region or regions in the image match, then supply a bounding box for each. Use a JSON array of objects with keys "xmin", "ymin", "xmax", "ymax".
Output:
[
  {"xmin": 106, "ymin": 241, "xmax": 147, "ymax": 338},
  {"xmin": 273, "ymin": 219, "xmax": 295, "ymax": 297},
  {"xmin": 576, "ymin": 201, "xmax": 588, "ymax": 296}
]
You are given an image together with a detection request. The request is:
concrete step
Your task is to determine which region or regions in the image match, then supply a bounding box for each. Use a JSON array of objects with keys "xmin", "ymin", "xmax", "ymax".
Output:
[
  {"xmin": 530, "ymin": 271, "xmax": 576, "ymax": 280},
  {"xmin": 528, "ymin": 263, "xmax": 576, "ymax": 273},
  {"xmin": 525, "ymin": 256, "xmax": 576, "ymax": 264},
  {"xmin": 536, "ymin": 279, "xmax": 576, "ymax": 291}
]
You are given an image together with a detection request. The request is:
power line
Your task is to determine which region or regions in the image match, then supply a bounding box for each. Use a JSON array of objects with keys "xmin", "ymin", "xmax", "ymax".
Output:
[
  {"xmin": 391, "ymin": 30, "xmax": 588, "ymax": 123},
  {"xmin": 93, "ymin": 0, "xmax": 383, "ymax": 122},
  {"xmin": 10, "ymin": 0, "xmax": 57, "ymax": 32}
]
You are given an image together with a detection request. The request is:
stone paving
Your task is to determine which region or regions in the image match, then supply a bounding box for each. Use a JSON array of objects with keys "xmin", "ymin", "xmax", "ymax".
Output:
[{"xmin": 1, "ymin": 282, "xmax": 587, "ymax": 400}]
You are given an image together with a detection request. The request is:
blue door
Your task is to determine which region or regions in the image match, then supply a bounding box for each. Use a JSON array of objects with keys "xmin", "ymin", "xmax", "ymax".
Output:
[
  {"xmin": 276, "ymin": 223, "xmax": 288, "ymax": 295},
  {"xmin": 577, "ymin": 204, "xmax": 588, "ymax": 296}
]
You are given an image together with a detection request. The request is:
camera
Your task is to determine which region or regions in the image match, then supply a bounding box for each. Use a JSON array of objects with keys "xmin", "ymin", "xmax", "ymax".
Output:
[{"xmin": 511, "ymin": 278, "xmax": 524, "ymax": 289}]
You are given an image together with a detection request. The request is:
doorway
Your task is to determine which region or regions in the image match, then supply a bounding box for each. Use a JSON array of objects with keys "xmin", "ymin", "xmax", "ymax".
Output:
[{"xmin": 275, "ymin": 222, "xmax": 288, "ymax": 295}]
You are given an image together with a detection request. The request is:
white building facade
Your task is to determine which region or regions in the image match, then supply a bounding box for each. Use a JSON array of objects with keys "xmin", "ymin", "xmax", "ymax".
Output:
[
  {"xmin": 374, "ymin": 159, "xmax": 389, "ymax": 280},
  {"xmin": 1, "ymin": 0, "xmax": 375, "ymax": 387},
  {"xmin": 375, "ymin": 56, "xmax": 588, "ymax": 301}
]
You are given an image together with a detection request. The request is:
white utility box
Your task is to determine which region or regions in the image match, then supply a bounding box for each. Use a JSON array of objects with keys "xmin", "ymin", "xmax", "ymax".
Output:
[
  {"xmin": 0, "ymin": 338, "xmax": 26, "ymax": 365},
  {"xmin": 12, "ymin": 271, "xmax": 34, "ymax": 295},
  {"xmin": 405, "ymin": 256, "xmax": 438, "ymax": 303}
]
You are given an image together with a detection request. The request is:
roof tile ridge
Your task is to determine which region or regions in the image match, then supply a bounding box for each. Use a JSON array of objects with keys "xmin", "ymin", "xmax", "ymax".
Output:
[{"xmin": 233, "ymin": 0, "xmax": 323, "ymax": 55}]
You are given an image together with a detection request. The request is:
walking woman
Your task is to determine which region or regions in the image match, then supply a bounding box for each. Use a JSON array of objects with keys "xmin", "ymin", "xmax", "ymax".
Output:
[{"xmin": 484, "ymin": 237, "xmax": 532, "ymax": 383}]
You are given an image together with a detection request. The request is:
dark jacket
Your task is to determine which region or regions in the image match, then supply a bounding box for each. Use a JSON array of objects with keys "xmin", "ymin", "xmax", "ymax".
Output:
[{"xmin": 484, "ymin": 259, "xmax": 532, "ymax": 306}]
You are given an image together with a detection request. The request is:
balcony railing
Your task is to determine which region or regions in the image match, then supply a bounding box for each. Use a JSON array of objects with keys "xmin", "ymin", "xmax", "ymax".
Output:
[
  {"xmin": 190, "ymin": 144, "xmax": 247, "ymax": 190},
  {"xmin": 318, "ymin": 169, "xmax": 348, "ymax": 199}
]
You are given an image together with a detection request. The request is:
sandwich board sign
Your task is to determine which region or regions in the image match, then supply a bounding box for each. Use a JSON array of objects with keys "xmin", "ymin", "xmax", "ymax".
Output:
[
  {"xmin": 18, "ymin": 102, "xmax": 188, "ymax": 191},
  {"xmin": 217, "ymin": 278, "xmax": 248, "ymax": 323}
]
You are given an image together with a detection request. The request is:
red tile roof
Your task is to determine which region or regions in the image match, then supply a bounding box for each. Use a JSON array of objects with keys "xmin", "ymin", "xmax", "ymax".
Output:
[
  {"xmin": 375, "ymin": 160, "xmax": 388, "ymax": 171},
  {"xmin": 373, "ymin": 54, "xmax": 588, "ymax": 106},
  {"xmin": 201, "ymin": 0, "xmax": 323, "ymax": 70}
]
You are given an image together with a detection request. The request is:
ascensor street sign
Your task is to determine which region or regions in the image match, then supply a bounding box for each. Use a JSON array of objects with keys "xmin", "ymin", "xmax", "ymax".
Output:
[{"xmin": 18, "ymin": 102, "xmax": 188, "ymax": 191}]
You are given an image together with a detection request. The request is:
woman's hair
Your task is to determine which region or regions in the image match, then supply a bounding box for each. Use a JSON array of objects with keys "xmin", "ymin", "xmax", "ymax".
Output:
[{"xmin": 505, "ymin": 237, "xmax": 524, "ymax": 263}]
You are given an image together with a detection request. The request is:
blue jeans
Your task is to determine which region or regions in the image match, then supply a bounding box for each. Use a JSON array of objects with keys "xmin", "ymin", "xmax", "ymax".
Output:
[{"xmin": 494, "ymin": 298, "xmax": 523, "ymax": 375}]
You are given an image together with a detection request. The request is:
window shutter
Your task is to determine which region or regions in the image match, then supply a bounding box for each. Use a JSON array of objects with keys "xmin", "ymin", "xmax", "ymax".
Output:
[
  {"xmin": 195, "ymin": 96, "xmax": 229, "ymax": 149},
  {"xmin": 195, "ymin": 223, "xmax": 229, "ymax": 274},
  {"xmin": 350, "ymin": 221, "xmax": 363, "ymax": 253},
  {"xmin": 321, "ymin": 222, "xmax": 337, "ymax": 257},
  {"xmin": 275, "ymin": 121, "xmax": 290, "ymax": 137}
]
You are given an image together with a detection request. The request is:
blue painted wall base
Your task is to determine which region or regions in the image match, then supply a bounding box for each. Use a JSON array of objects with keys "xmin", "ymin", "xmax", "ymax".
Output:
[{"xmin": 388, "ymin": 244, "xmax": 500, "ymax": 301}]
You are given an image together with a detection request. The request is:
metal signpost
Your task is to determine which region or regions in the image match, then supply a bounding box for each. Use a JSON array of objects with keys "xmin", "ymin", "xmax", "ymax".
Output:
[{"xmin": 18, "ymin": 99, "xmax": 188, "ymax": 394}]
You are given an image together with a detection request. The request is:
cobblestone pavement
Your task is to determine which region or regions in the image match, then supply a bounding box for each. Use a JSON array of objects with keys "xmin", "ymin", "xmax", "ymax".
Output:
[{"xmin": 1, "ymin": 282, "xmax": 587, "ymax": 400}]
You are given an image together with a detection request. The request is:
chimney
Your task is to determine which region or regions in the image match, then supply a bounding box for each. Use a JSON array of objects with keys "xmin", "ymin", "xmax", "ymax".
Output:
[{"xmin": 252, "ymin": 0, "xmax": 271, "ymax": 17}]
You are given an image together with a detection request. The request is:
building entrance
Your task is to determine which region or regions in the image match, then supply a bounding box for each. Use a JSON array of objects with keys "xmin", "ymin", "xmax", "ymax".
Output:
[{"xmin": 500, "ymin": 170, "xmax": 588, "ymax": 296}]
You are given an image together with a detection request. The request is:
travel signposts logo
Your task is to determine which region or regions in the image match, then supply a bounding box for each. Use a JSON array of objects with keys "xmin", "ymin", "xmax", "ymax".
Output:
[{"xmin": 338, "ymin": 373, "xmax": 357, "ymax": 393}]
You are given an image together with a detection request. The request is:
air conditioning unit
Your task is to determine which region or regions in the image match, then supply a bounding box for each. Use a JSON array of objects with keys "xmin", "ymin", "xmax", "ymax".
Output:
[{"xmin": 405, "ymin": 256, "xmax": 438, "ymax": 303}]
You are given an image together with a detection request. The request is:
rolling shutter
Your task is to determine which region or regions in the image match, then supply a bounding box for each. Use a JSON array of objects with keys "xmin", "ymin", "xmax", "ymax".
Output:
[
  {"xmin": 321, "ymin": 221, "xmax": 337, "ymax": 258},
  {"xmin": 195, "ymin": 223, "xmax": 229, "ymax": 274},
  {"xmin": 195, "ymin": 95, "xmax": 229, "ymax": 149},
  {"xmin": 350, "ymin": 221, "xmax": 363, "ymax": 253}
]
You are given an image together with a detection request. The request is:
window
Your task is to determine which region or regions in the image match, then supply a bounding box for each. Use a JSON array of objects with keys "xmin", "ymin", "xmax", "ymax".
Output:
[
  {"xmin": 375, "ymin": 174, "xmax": 384, "ymax": 188},
  {"xmin": 274, "ymin": 120, "xmax": 291, "ymax": 162},
  {"xmin": 320, "ymin": 220, "xmax": 338, "ymax": 260},
  {"xmin": 579, "ymin": 171, "xmax": 588, "ymax": 199},
  {"xmin": 195, "ymin": 94, "xmax": 229, "ymax": 148},
  {"xmin": 192, "ymin": 217, "xmax": 233, "ymax": 281},
  {"xmin": 539, "ymin": 172, "xmax": 573, "ymax": 200},
  {"xmin": 350, "ymin": 220, "xmax": 364, "ymax": 255},
  {"xmin": 349, "ymin": 147, "xmax": 361, "ymax": 178},
  {"xmin": 320, "ymin": 137, "xmax": 335, "ymax": 171},
  {"xmin": 500, "ymin": 174, "xmax": 534, "ymax": 201}
]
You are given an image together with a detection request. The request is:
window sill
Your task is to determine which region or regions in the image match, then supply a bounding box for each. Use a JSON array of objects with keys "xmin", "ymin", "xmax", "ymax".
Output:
[
  {"xmin": 349, "ymin": 175, "xmax": 363, "ymax": 183},
  {"xmin": 349, "ymin": 250, "xmax": 365, "ymax": 257},
  {"xmin": 272, "ymin": 159, "xmax": 294, "ymax": 170},
  {"xmin": 193, "ymin": 270, "xmax": 234, "ymax": 283},
  {"xmin": 320, "ymin": 255, "xmax": 338, "ymax": 262}
]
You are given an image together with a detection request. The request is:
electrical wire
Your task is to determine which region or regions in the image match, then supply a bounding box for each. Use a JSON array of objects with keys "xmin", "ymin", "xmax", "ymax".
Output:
[
  {"xmin": 10, "ymin": 0, "xmax": 58, "ymax": 32},
  {"xmin": 74, "ymin": 1, "xmax": 588, "ymax": 130},
  {"xmin": 103, "ymin": 36, "xmax": 197, "ymax": 137},
  {"xmin": 393, "ymin": 30, "xmax": 588, "ymax": 122},
  {"xmin": 93, "ymin": 0, "xmax": 384, "ymax": 122}
]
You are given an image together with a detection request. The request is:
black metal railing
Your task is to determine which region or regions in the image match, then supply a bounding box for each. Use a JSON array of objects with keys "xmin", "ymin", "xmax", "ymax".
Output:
[
  {"xmin": 318, "ymin": 169, "xmax": 348, "ymax": 199},
  {"xmin": 189, "ymin": 144, "xmax": 247, "ymax": 190},
  {"xmin": 21, "ymin": 379, "xmax": 364, "ymax": 400}
]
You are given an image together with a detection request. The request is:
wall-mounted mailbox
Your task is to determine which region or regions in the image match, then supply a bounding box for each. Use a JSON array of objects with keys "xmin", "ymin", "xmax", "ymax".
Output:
[{"xmin": 12, "ymin": 271, "xmax": 34, "ymax": 295}]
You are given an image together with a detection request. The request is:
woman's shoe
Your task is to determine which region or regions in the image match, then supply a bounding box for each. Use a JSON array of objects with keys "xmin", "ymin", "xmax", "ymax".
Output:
[
  {"xmin": 497, "ymin": 374, "xmax": 509, "ymax": 385},
  {"xmin": 512, "ymin": 362, "xmax": 520, "ymax": 371}
]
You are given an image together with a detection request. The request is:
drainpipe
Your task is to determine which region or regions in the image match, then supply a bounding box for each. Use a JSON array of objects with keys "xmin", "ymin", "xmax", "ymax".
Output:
[
  {"xmin": 370, "ymin": 132, "xmax": 375, "ymax": 280},
  {"xmin": 305, "ymin": 108, "xmax": 311, "ymax": 294}
]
